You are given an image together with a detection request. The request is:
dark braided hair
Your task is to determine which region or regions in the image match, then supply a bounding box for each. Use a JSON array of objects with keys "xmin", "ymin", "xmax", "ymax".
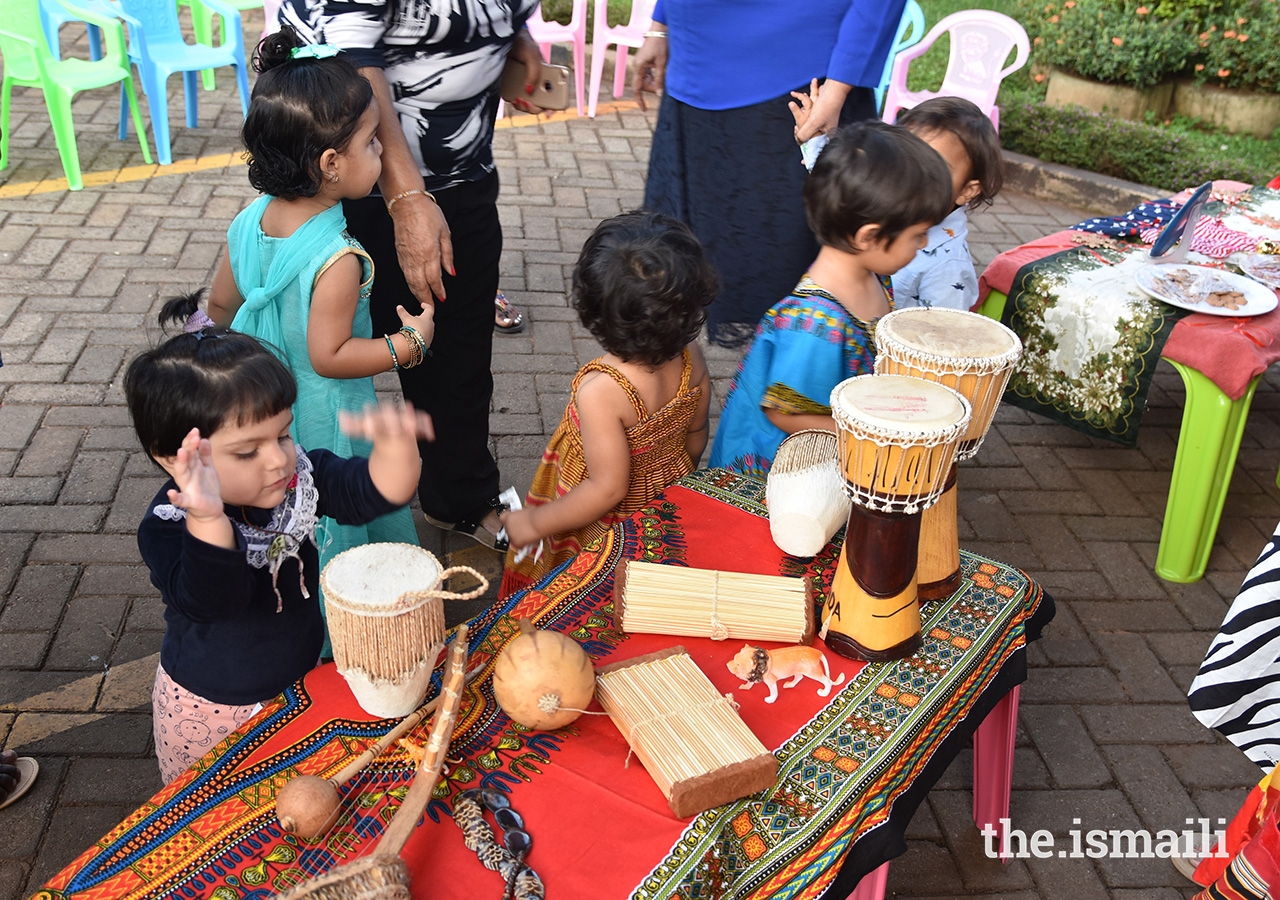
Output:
[{"xmin": 241, "ymin": 25, "xmax": 374, "ymax": 200}]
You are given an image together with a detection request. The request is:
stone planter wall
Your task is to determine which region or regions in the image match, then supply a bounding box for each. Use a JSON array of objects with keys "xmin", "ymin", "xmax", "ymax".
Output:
[
  {"xmin": 1172, "ymin": 80, "xmax": 1280, "ymax": 140},
  {"xmin": 1045, "ymin": 68, "xmax": 1173, "ymax": 121}
]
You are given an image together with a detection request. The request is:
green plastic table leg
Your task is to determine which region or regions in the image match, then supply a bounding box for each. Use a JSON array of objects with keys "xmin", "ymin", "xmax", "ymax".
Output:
[
  {"xmin": 979, "ymin": 289, "xmax": 1262, "ymax": 584},
  {"xmin": 1154, "ymin": 361, "xmax": 1261, "ymax": 583}
]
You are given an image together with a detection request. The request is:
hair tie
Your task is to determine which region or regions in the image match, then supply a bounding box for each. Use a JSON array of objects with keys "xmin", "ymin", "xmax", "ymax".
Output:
[
  {"xmin": 183, "ymin": 309, "xmax": 216, "ymax": 333},
  {"xmin": 291, "ymin": 44, "xmax": 340, "ymax": 60}
]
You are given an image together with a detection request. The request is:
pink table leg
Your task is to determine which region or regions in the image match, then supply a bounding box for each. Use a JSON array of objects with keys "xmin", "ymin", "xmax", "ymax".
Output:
[
  {"xmin": 972, "ymin": 685, "xmax": 1020, "ymax": 861},
  {"xmin": 844, "ymin": 861, "xmax": 889, "ymax": 900},
  {"xmin": 844, "ymin": 685, "xmax": 1022, "ymax": 897}
]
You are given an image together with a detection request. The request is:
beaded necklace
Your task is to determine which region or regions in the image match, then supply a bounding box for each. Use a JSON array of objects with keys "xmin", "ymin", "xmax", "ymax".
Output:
[{"xmin": 453, "ymin": 789, "xmax": 544, "ymax": 899}]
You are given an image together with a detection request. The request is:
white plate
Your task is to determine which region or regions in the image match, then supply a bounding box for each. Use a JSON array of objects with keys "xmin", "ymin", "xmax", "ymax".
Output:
[
  {"xmin": 1134, "ymin": 264, "xmax": 1278, "ymax": 317},
  {"xmin": 1240, "ymin": 254, "xmax": 1280, "ymax": 290}
]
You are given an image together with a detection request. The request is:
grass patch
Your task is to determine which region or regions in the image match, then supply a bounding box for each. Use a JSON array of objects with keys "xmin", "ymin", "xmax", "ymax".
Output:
[{"xmin": 538, "ymin": 0, "xmax": 632, "ymax": 30}]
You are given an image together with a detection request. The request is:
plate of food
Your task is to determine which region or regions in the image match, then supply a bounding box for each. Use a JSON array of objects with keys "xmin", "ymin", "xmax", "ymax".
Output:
[
  {"xmin": 1240, "ymin": 254, "xmax": 1280, "ymax": 291},
  {"xmin": 1134, "ymin": 264, "xmax": 1278, "ymax": 316}
]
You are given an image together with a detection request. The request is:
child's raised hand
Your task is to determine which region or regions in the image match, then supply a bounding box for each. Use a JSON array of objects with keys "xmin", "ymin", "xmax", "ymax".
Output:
[
  {"xmin": 339, "ymin": 400, "xmax": 435, "ymax": 444},
  {"xmin": 788, "ymin": 78, "xmax": 821, "ymax": 141},
  {"xmin": 396, "ymin": 302, "xmax": 435, "ymax": 351},
  {"xmin": 167, "ymin": 428, "xmax": 225, "ymax": 521},
  {"xmin": 499, "ymin": 507, "xmax": 541, "ymax": 549},
  {"xmin": 340, "ymin": 402, "xmax": 431, "ymax": 508}
]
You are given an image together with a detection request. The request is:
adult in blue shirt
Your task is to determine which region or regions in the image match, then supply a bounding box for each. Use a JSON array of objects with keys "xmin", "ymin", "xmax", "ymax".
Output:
[{"xmin": 634, "ymin": 0, "xmax": 907, "ymax": 345}]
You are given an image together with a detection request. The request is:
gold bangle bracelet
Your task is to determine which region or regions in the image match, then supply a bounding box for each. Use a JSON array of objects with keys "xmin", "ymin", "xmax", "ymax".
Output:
[{"xmin": 386, "ymin": 189, "xmax": 437, "ymax": 215}]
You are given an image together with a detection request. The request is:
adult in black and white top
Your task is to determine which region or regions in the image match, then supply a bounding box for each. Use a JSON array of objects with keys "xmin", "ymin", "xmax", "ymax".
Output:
[{"xmin": 280, "ymin": 0, "xmax": 542, "ymax": 548}]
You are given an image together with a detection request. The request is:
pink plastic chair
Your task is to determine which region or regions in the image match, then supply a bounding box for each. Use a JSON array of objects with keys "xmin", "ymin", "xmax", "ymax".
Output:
[
  {"xmin": 842, "ymin": 686, "xmax": 1021, "ymax": 899},
  {"xmin": 525, "ymin": 0, "xmax": 585, "ymax": 116},
  {"xmin": 586, "ymin": 0, "xmax": 654, "ymax": 117},
  {"xmin": 881, "ymin": 9, "xmax": 1029, "ymax": 130},
  {"xmin": 260, "ymin": 0, "xmax": 279, "ymax": 39}
]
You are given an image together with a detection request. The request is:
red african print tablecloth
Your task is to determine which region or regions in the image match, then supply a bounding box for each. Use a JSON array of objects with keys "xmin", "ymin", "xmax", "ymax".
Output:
[{"xmin": 37, "ymin": 469, "xmax": 1047, "ymax": 900}]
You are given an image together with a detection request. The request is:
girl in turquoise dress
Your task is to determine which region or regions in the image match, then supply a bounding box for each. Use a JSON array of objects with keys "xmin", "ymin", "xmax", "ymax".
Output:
[
  {"xmin": 708, "ymin": 122, "xmax": 955, "ymax": 477},
  {"xmin": 207, "ymin": 28, "xmax": 434, "ymax": 647}
]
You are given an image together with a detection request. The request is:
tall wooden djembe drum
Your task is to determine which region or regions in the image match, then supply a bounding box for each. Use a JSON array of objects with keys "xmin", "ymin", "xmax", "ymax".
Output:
[
  {"xmin": 825, "ymin": 374, "xmax": 970, "ymax": 661},
  {"xmin": 874, "ymin": 308, "xmax": 1022, "ymax": 599}
]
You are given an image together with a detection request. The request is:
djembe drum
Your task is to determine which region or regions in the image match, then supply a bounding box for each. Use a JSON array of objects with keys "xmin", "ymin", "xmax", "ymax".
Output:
[
  {"xmin": 766, "ymin": 429, "xmax": 850, "ymax": 558},
  {"xmin": 874, "ymin": 308, "xmax": 1022, "ymax": 599},
  {"xmin": 826, "ymin": 374, "xmax": 970, "ymax": 661},
  {"xmin": 320, "ymin": 543, "xmax": 487, "ymax": 718}
]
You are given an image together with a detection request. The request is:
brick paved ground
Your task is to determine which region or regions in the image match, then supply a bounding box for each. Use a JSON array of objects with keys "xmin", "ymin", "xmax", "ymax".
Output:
[{"xmin": 3, "ymin": 18, "xmax": 1280, "ymax": 900}]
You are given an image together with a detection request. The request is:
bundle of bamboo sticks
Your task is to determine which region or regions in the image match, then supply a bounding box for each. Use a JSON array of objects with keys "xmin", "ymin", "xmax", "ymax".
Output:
[
  {"xmin": 613, "ymin": 560, "xmax": 814, "ymax": 645},
  {"xmin": 595, "ymin": 646, "xmax": 778, "ymax": 818}
]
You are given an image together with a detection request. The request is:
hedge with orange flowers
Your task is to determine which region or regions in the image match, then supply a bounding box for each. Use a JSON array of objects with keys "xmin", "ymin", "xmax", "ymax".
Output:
[
  {"xmin": 1192, "ymin": 0, "xmax": 1280, "ymax": 93},
  {"xmin": 1020, "ymin": 0, "xmax": 1280, "ymax": 94},
  {"xmin": 1022, "ymin": 0, "xmax": 1194, "ymax": 89}
]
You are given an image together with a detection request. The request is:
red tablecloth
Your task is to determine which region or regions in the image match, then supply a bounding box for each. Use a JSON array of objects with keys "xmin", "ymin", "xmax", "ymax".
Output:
[{"xmin": 38, "ymin": 471, "xmax": 1047, "ymax": 900}]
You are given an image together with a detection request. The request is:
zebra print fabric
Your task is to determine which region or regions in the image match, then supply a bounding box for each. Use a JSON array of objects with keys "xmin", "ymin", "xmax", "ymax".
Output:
[{"xmin": 1189, "ymin": 523, "xmax": 1280, "ymax": 768}]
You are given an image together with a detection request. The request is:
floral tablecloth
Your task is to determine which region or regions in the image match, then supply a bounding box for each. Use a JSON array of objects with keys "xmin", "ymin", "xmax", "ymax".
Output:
[{"xmin": 981, "ymin": 185, "xmax": 1280, "ymax": 445}]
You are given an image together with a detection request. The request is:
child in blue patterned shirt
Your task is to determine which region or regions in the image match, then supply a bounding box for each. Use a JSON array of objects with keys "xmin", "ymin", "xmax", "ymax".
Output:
[{"xmin": 708, "ymin": 121, "xmax": 953, "ymax": 477}]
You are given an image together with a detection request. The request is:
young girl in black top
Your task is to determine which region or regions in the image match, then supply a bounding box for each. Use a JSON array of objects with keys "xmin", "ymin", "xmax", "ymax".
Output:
[{"xmin": 125, "ymin": 297, "xmax": 432, "ymax": 783}]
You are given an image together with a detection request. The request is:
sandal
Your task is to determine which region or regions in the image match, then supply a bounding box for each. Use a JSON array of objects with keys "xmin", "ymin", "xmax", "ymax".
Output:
[
  {"xmin": 494, "ymin": 290, "xmax": 526, "ymax": 334},
  {"xmin": 0, "ymin": 757, "xmax": 37, "ymax": 811},
  {"xmin": 423, "ymin": 499, "xmax": 510, "ymax": 552}
]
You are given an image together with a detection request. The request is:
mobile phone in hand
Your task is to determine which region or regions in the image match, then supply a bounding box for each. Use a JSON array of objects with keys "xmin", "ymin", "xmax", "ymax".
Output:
[{"xmin": 500, "ymin": 58, "xmax": 570, "ymax": 111}]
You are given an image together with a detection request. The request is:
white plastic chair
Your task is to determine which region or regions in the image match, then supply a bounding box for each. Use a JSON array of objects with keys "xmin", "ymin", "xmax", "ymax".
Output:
[
  {"xmin": 526, "ymin": 0, "xmax": 585, "ymax": 116},
  {"xmin": 881, "ymin": 9, "xmax": 1029, "ymax": 131},
  {"xmin": 587, "ymin": 0, "xmax": 654, "ymax": 118}
]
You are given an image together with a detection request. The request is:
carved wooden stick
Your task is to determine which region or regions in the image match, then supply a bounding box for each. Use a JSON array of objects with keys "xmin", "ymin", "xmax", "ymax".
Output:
[{"xmin": 374, "ymin": 624, "xmax": 469, "ymax": 858}]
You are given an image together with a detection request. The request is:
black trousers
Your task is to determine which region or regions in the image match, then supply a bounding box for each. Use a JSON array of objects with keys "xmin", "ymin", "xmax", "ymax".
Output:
[
  {"xmin": 645, "ymin": 85, "xmax": 877, "ymax": 346},
  {"xmin": 343, "ymin": 172, "xmax": 501, "ymax": 525}
]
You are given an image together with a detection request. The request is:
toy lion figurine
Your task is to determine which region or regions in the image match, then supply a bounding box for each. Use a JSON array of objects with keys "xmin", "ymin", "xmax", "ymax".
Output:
[{"xmin": 726, "ymin": 644, "xmax": 845, "ymax": 704}]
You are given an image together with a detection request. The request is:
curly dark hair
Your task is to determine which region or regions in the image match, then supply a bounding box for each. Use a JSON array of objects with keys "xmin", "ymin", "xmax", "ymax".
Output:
[
  {"xmin": 804, "ymin": 121, "xmax": 954, "ymax": 252},
  {"xmin": 126, "ymin": 293, "xmax": 296, "ymax": 464},
  {"xmin": 241, "ymin": 25, "xmax": 374, "ymax": 201},
  {"xmin": 899, "ymin": 97, "xmax": 1004, "ymax": 210},
  {"xmin": 572, "ymin": 211, "xmax": 718, "ymax": 367}
]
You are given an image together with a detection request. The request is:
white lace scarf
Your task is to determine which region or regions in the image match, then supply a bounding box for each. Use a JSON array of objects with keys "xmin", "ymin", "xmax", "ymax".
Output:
[{"xmin": 151, "ymin": 451, "xmax": 320, "ymax": 612}]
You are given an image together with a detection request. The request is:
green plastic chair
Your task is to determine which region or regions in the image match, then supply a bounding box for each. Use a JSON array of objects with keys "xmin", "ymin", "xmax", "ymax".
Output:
[
  {"xmin": 976, "ymin": 288, "xmax": 1260, "ymax": 585},
  {"xmin": 181, "ymin": 0, "xmax": 261, "ymax": 91},
  {"xmin": 0, "ymin": 0, "xmax": 152, "ymax": 190}
]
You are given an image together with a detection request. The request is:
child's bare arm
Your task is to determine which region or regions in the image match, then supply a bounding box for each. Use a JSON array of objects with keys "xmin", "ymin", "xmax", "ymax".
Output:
[
  {"xmin": 501, "ymin": 376, "xmax": 631, "ymax": 547},
  {"xmin": 338, "ymin": 401, "xmax": 432, "ymax": 506},
  {"xmin": 764, "ymin": 407, "xmax": 837, "ymax": 436},
  {"xmin": 208, "ymin": 251, "xmax": 245, "ymax": 328},
  {"xmin": 308, "ymin": 255, "xmax": 435, "ymax": 379},
  {"xmin": 685, "ymin": 343, "xmax": 712, "ymax": 466}
]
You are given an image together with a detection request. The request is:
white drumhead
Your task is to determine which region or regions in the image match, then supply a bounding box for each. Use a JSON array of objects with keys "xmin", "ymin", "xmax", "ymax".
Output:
[
  {"xmin": 323, "ymin": 543, "xmax": 442, "ymax": 609},
  {"xmin": 831, "ymin": 374, "xmax": 966, "ymax": 433},
  {"xmin": 878, "ymin": 307, "xmax": 1019, "ymax": 360}
]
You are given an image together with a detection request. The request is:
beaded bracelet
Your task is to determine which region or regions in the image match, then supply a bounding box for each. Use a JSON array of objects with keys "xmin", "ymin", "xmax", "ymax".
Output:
[
  {"xmin": 396, "ymin": 325, "xmax": 422, "ymax": 368},
  {"xmin": 383, "ymin": 334, "xmax": 401, "ymax": 371},
  {"xmin": 385, "ymin": 189, "xmax": 437, "ymax": 215},
  {"xmin": 398, "ymin": 326, "xmax": 425, "ymax": 368}
]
